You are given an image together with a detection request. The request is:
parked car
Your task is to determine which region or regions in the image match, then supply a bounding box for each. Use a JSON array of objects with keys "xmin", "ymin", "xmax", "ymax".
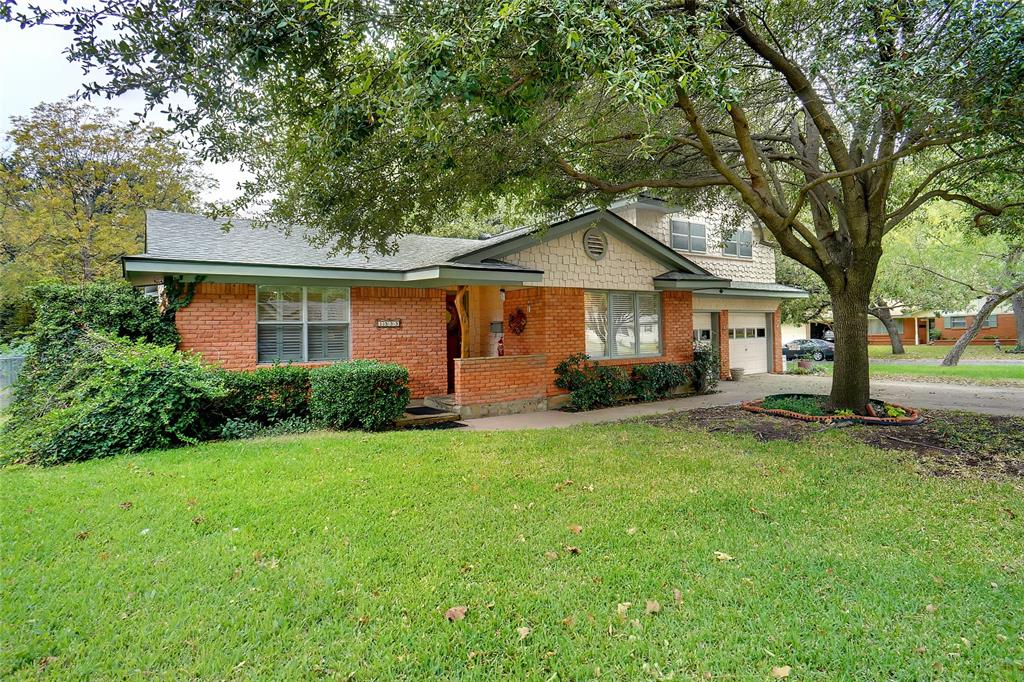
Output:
[{"xmin": 783, "ymin": 338, "xmax": 835, "ymax": 361}]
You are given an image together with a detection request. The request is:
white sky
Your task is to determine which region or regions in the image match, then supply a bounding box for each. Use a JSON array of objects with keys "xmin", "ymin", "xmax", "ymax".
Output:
[{"xmin": 0, "ymin": 18, "xmax": 247, "ymax": 204}]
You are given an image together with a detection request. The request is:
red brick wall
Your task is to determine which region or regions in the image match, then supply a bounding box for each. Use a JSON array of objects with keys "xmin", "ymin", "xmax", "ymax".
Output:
[
  {"xmin": 502, "ymin": 287, "xmax": 694, "ymax": 396},
  {"xmin": 933, "ymin": 313, "xmax": 1019, "ymax": 345},
  {"xmin": 454, "ymin": 354, "xmax": 547, "ymax": 406},
  {"xmin": 176, "ymin": 283, "xmax": 447, "ymax": 398},
  {"xmin": 176, "ymin": 283, "xmax": 257, "ymax": 369},
  {"xmin": 772, "ymin": 308, "xmax": 783, "ymax": 373},
  {"xmin": 350, "ymin": 287, "xmax": 447, "ymax": 398},
  {"xmin": 717, "ymin": 310, "xmax": 731, "ymax": 380},
  {"xmin": 867, "ymin": 318, "xmax": 917, "ymax": 346}
]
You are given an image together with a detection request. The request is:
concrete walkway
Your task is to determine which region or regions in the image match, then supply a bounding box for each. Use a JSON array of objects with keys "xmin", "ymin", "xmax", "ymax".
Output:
[{"xmin": 462, "ymin": 373, "xmax": 1024, "ymax": 430}]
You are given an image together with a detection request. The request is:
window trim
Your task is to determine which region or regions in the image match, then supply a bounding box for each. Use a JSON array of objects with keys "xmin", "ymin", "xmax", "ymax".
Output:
[
  {"xmin": 256, "ymin": 285, "xmax": 351, "ymax": 364},
  {"xmin": 584, "ymin": 289, "xmax": 662, "ymax": 359},
  {"xmin": 981, "ymin": 314, "xmax": 998, "ymax": 328},
  {"xmin": 669, "ymin": 219, "xmax": 707, "ymax": 254},
  {"xmin": 944, "ymin": 315, "xmax": 967, "ymax": 329},
  {"xmin": 723, "ymin": 228, "xmax": 754, "ymax": 259}
]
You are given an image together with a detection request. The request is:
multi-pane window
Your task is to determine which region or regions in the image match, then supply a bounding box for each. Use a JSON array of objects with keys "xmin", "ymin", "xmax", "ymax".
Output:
[
  {"xmin": 944, "ymin": 315, "xmax": 967, "ymax": 329},
  {"xmin": 723, "ymin": 228, "xmax": 754, "ymax": 258},
  {"xmin": 257, "ymin": 286, "xmax": 350, "ymax": 363},
  {"xmin": 670, "ymin": 219, "xmax": 707, "ymax": 253},
  {"xmin": 982, "ymin": 314, "xmax": 998, "ymax": 328},
  {"xmin": 584, "ymin": 290, "xmax": 661, "ymax": 358},
  {"xmin": 728, "ymin": 327, "xmax": 766, "ymax": 339}
]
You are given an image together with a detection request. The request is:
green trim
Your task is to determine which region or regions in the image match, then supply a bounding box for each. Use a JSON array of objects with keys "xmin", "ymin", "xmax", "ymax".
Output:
[{"xmin": 122, "ymin": 257, "xmax": 544, "ymax": 286}]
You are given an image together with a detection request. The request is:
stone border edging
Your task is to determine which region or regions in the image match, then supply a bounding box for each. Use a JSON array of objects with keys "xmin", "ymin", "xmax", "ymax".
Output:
[{"xmin": 740, "ymin": 398, "xmax": 924, "ymax": 425}]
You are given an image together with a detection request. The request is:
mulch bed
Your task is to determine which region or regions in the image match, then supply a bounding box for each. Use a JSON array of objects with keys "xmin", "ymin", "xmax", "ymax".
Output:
[{"xmin": 645, "ymin": 406, "xmax": 1024, "ymax": 482}]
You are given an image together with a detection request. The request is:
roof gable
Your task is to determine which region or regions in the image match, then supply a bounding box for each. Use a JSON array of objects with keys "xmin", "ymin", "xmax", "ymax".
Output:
[{"xmin": 454, "ymin": 209, "xmax": 714, "ymax": 276}]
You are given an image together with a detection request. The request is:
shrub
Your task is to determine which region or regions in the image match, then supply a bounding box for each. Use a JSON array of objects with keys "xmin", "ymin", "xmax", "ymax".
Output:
[
  {"xmin": 1, "ymin": 334, "xmax": 225, "ymax": 465},
  {"xmin": 630, "ymin": 362, "xmax": 689, "ymax": 401},
  {"xmin": 553, "ymin": 353, "xmax": 630, "ymax": 411},
  {"xmin": 688, "ymin": 346, "xmax": 720, "ymax": 394},
  {"xmin": 213, "ymin": 365, "xmax": 311, "ymax": 425},
  {"xmin": 309, "ymin": 360, "xmax": 410, "ymax": 431},
  {"xmin": 219, "ymin": 416, "xmax": 318, "ymax": 441},
  {"xmin": 760, "ymin": 394, "xmax": 826, "ymax": 416}
]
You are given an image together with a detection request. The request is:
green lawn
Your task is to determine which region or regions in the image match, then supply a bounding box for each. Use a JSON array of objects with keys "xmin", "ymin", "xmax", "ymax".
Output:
[
  {"xmin": 870, "ymin": 363, "xmax": 1024, "ymax": 384},
  {"xmin": 3, "ymin": 427, "xmax": 1023, "ymax": 679},
  {"xmin": 869, "ymin": 344, "xmax": 1014, "ymax": 360}
]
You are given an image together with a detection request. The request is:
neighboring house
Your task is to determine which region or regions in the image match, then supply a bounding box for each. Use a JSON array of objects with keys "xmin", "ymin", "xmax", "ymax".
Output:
[
  {"xmin": 866, "ymin": 299, "xmax": 1019, "ymax": 346},
  {"xmin": 123, "ymin": 199, "xmax": 805, "ymax": 417}
]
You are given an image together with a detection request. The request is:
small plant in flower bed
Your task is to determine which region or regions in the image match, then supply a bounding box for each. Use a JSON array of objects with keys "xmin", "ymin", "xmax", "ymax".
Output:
[
  {"xmin": 630, "ymin": 362, "xmax": 689, "ymax": 401},
  {"xmin": 218, "ymin": 416, "xmax": 318, "ymax": 441},
  {"xmin": 554, "ymin": 353, "xmax": 631, "ymax": 411},
  {"xmin": 760, "ymin": 394, "xmax": 828, "ymax": 416}
]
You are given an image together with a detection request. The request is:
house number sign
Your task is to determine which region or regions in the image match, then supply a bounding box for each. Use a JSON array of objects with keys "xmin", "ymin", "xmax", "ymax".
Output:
[{"xmin": 376, "ymin": 319, "xmax": 402, "ymax": 328}]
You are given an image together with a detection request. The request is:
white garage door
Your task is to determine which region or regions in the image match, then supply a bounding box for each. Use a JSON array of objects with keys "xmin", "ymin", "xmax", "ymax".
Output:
[{"xmin": 728, "ymin": 312, "xmax": 769, "ymax": 374}]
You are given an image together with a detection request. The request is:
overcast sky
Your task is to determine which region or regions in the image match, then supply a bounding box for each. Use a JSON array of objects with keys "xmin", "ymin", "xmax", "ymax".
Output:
[{"xmin": 0, "ymin": 18, "xmax": 246, "ymax": 204}]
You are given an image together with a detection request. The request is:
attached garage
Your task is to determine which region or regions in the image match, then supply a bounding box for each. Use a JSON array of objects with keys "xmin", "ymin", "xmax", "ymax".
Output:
[{"xmin": 727, "ymin": 312, "xmax": 771, "ymax": 374}]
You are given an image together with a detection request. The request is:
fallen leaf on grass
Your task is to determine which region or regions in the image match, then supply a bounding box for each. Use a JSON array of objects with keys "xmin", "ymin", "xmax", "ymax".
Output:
[
  {"xmin": 516, "ymin": 626, "xmax": 531, "ymax": 640},
  {"xmin": 564, "ymin": 545, "xmax": 581, "ymax": 555},
  {"xmin": 645, "ymin": 600, "xmax": 661, "ymax": 615},
  {"xmin": 75, "ymin": 530, "xmax": 89, "ymax": 541},
  {"xmin": 568, "ymin": 524, "xmax": 583, "ymax": 534},
  {"xmin": 192, "ymin": 515, "xmax": 205, "ymax": 526},
  {"xmin": 770, "ymin": 665, "xmax": 791, "ymax": 678},
  {"xmin": 562, "ymin": 615, "xmax": 575, "ymax": 627},
  {"xmin": 925, "ymin": 603, "xmax": 938, "ymax": 613},
  {"xmin": 583, "ymin": 484, "xmax": 595, "ymax": 492},
  {"xmin": 38, "ymin": 656, "xmax": 57, "ymax": 671},
  {"xmin": 118, "ymin": 501, "xmax": 133, "ymax": 510},
  {"xmin": 544, "ymin": 551, "xmax": 559, "ymax": 560},
  {"xmin": 616, "ymin": 602, "xmax": 632, "ymax": 620},
  {"xmin": 748, "ymin": 504, "xmax": 769, "ymax": 519},
  {"xmin": 673, "ymin": 588, "xmax": 683, "ymax": 605},
  {"xmin": 626, "ymin": 527, "xmax": 638, "ymax": 535},
  {"xmin": 445, "ymin": 606, "xmax": 468, "ymax": 622},
  {"xmin": 713, "ymin": 551, "xmax": 734, "ymax": 562}
]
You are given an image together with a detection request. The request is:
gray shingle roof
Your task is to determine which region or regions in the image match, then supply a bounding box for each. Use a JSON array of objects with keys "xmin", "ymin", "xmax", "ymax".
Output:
[{"xmin": 140, "ymin": 210, "xmax": 534, "ymax": 272}]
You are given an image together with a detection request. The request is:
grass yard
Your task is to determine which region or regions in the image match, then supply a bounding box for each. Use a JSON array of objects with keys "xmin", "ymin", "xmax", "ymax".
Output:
[
  {"xmin": 870, "ymin": 363, "xmax": 1024, "ymax": 384},
  {"xmin": 868, "ymin": 344, "xmax": 1015, "ymax": 360},
  {"xmin": 3, "ymin": 426, "xmax": 1023, "ymax": 679}
]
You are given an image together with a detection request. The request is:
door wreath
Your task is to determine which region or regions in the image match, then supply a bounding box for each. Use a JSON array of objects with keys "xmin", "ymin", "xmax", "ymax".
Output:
[{"xmin": 508, "ymin": 308, "xmax": 527, "ymax": 335}]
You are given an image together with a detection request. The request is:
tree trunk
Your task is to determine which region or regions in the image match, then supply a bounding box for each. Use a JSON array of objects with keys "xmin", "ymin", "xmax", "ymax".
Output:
[
  {"xmin": 1013, "ymin": 292, "xmax": 1024, "ymax": 349},
  {"xmin": 828, "ymin": 285, "xmax": 872, "ymax": 412},
  {"xmin": 942, "ymin": 294, "xmax": 1004, "ymax": 366},
  {"xmin": 870, "ymin": 306, "xmax": 905, "ymax": 355}
]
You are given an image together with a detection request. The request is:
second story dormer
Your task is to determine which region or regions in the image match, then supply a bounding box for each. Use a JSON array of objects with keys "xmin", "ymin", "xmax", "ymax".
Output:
[{"xmin": 612, "ymin": 197, "xmax": 776, "ymax": 284}]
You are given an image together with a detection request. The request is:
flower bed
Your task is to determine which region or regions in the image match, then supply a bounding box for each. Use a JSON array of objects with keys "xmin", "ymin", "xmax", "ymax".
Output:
[{"xmin": 741, "ymin": 394, "xmax": 923, "ymax": 425}]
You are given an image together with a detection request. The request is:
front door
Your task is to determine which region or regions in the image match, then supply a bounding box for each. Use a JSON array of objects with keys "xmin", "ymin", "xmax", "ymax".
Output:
[
  {"xmin": 445, "ymin": 294, "xmax": 461, "ymax": 394},
  {"xmin": 918, "ymin": 319, "xmax": 930, "ymax": 344}
]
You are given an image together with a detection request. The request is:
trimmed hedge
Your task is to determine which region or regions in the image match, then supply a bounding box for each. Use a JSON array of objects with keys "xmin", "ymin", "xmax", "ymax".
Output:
[
  {"xmin": 310, "ymin": 360, "xmax": 410, "ymax": 431},
  {"xmin": 214, "ymin": 365, "xmax": 311, "ymax": 425}
]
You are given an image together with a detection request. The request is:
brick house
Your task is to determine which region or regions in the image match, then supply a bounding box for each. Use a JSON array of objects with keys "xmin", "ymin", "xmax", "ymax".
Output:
[
  {"xmin": 865, "ymin": 300, "xmax": 1020, "ymax": 347},
  {"xmin": 123, "ymin": 198, "xmax": 805, "ymax": 417}
]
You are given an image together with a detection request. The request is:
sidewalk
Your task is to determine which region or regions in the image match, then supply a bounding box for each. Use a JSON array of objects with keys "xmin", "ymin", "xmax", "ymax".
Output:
[{"xmin": 461, "ymin": 373, "xmax": 1024, "ymax": 430}]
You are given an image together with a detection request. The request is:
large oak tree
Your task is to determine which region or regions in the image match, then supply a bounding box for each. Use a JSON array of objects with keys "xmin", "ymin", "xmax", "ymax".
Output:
[{"xmin": 8, "ymin": 0, "xmax": 1021, "ymax": 410}]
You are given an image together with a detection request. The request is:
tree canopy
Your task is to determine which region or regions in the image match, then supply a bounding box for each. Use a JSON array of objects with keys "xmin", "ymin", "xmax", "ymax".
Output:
[
  {"xmin": 0, "ymin": 100, "xmax": 209, "ymax": 321},
  {"xmin": 8, "ymin": 0, "xmax": 1022, "ymax": 409}
]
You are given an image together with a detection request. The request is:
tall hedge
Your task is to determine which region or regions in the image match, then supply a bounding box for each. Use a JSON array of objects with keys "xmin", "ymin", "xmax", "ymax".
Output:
[{"xmin": 2, "ymin": 334, "xmax": 224, "ymax": 465}]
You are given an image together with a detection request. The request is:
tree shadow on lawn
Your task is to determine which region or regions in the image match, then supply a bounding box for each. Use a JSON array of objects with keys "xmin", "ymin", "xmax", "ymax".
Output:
[{"xmin": 645, "ymin": 406, "xmax": 1024, "ymax": 482}]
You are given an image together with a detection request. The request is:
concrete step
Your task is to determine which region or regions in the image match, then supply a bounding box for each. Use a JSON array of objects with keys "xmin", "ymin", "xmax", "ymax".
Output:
[
  {"xmin": 423, "ymin": 394, "xmax": 457, "ymax": 411},
  {"xmin": 395, "ymin": 404, "xmax": 461, "ymax": 428}
]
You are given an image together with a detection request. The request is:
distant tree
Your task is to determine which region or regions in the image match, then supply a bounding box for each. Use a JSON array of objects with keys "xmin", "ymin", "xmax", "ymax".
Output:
[
  {"xmin": 0, "ymin": 100, "xmax": 209, "ymax": 315},
  {"xmin": 10, "ymin": 1, "xmax": 1022, "ymax": 410}
]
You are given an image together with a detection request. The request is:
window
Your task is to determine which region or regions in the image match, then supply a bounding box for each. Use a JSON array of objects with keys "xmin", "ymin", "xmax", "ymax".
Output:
[
  {"xmin": 723, "ymin": 228, "xmax": 753, "ymax": 258},
  {"xmin": 670, "ymin": 219, "xmax": 707, "ymax": 253},
  {"xmin": 982, "ymin": 314, "xmax": 998, "ymax": 328},
  {"xmin": 584, "ymin": 290, "xmax": 661, "ymax": 358},
  {"xmin": 693, "ymin": 329, "xmax": 712, "ymax": 341},
  {"xmin": 944, "ymin": 315, "xmax": 966, "ymax": 329},
  {"xmin": 729, "ymin": 327, "xmax": 766, "ymax": 339},
  {"xmin": 257, "ymin": 285, "xmax": 350, "ymax": 363},
  {"xmin": 867, "ymin": 318, "xmax": 902, "ymax": 335}
]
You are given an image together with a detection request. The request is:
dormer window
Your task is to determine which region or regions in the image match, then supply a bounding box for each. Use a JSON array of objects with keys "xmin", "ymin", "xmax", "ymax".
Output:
[
  {"xmin": 724, "ymin": 228, "xmax": 753, "ymax": 258},
  {"xmin": 670, "ymin": 219, "xmax": 706, "ymax": 253}
]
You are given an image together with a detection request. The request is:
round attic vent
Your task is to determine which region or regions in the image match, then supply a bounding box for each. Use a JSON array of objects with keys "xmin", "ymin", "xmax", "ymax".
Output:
[{"xmin": 582, "ymin": 228, "xmax": 607, "ymax": 260}]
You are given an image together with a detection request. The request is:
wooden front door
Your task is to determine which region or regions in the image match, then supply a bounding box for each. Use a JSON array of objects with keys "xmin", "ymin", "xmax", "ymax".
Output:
[{"xmin": 445, "ymin": 294, "xmax": 461, "ymax": 394}]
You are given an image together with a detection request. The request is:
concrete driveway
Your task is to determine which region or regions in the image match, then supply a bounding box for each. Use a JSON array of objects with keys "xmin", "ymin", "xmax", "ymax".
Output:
[{"xmin": 462, "ymin": 373, "xmax": 1024, "ymax": 430}]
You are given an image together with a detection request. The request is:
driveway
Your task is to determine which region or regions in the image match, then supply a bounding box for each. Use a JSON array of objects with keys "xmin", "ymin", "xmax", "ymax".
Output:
[{"xmin": 463, "ymin": 373, "xmax": 1024, "ymax": 430}]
